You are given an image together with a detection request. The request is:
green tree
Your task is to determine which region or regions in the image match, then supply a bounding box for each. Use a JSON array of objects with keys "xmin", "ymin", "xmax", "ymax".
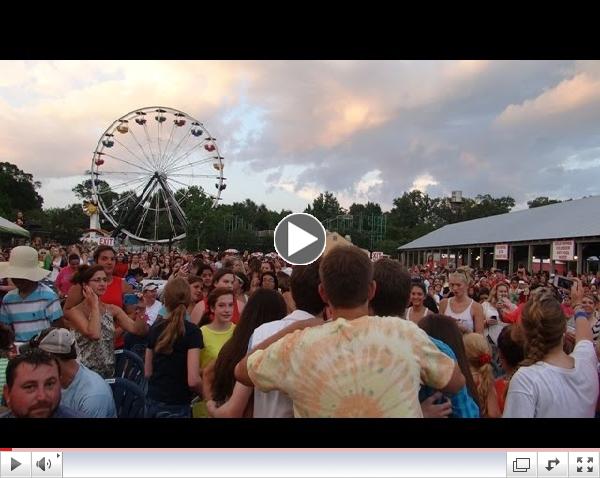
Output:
[
  {"xmin": 373, "ymin": 239, "xmax": 401, "ymax": 257},
  {"xmin": 468, "ymin": 194, "xmax": 515, "ymax": 219},
  {"xmin": 388, "ymin": 191, "xmax": 434, "ymax": 229},
  {"xmin": 527, "ymin": 196, "xmax": 562, "ymax": 208},
  {"xmin": 304, "ymin": 191, "xmax": 345, "ymax": 221},
  {"xmin": 72, "ymin": 178, "xmax": 118, "ymax": 220},
  {"xmin": 0, "ymin": 162, "xmax": 44, "ymax": 217},
  {"xmin": 178, "ymin": 186, "xmax": 217, "ymax": 250},
  {"xmin": 47, "ymin": 205, "xmax": 90, "ymax": 244},
  {"xmin": 254, "ymin": 204, "xmax": 272, "ymax": 231}
]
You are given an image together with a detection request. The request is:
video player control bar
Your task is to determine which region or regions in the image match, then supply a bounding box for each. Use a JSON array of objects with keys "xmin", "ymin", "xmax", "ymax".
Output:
[{"xmin": 2, "ymin": 450, "xmax": 599, "ymax": 477}]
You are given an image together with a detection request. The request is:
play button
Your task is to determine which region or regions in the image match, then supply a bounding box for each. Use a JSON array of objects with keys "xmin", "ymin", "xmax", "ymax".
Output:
[
  {"xmin": 274, "ymin": 213, "xmax": 326, "ymax": 265},
  {"xmin": 11, "ymin": 458, "xmax": 21, "ymax": 471}
]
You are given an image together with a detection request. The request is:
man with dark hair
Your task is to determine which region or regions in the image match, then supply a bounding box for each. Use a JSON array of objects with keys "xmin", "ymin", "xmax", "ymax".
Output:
[
  {"xmin": 1, "ymin": 349, "xmax": 82, "ymax": 418},
  {"xmin": 370, "ymin": 258, "xmax": 411, "ymax": 317},
  {"xmin": 93, "ymin": 245, "xmax": 117, "ymax": 263},
  {"xmin": 248, "ymin": 260, "xmax": 325, "ymax": 417},
  {"xmin": 29, "ymin": 328, "xmax": 116, "ymax": 418},
  {"xmin": 236, "ymin": 246, "xmax": 465, "ymax": 417}
]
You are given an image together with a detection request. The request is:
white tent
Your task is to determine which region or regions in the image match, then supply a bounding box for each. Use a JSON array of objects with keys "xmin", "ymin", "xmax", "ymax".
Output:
[{"xmin": 0, "ymin": 216, "xmax": 30, "ymax": 238}]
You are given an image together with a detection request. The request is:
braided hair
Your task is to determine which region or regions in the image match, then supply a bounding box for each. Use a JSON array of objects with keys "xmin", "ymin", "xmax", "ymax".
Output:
[{"xmin": 520, "ymin": 288, "xmax": 566, "ymax": 367}]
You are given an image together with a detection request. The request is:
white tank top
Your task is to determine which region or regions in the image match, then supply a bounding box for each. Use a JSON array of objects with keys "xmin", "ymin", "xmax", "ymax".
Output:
[
  {"xmin": 446, "ymin": 298, "xmax": 474, "ymax": 332},
  {"xmin": 407, "ymin": 306, "xmax": 429, "ymax": 323}
]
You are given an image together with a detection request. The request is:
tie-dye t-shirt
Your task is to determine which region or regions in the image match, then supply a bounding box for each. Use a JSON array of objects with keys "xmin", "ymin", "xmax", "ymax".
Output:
[{"xmin": 247, "ymin": 315, "xmax": 456, "ymax": 417}]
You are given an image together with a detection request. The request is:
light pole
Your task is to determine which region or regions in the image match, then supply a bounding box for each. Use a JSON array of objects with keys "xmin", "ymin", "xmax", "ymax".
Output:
[{"xmin": 449, "ymin": 191, "xmax": 463, "ymax": 267}]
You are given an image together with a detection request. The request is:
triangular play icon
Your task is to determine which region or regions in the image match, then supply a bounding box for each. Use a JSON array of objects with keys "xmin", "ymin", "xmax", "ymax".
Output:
[{"xmin": 288, "ymin": 222, "xmax": 318, "ymax": 256}]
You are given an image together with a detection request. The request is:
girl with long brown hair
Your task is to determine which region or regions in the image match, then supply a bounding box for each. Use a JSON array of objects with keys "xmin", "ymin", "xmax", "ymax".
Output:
[
  {"xmin": 419, "ymin": 314, "xmax": 480, "ymax": 418},
  {"xmin": 144, "ymin": 277, "xmax": 203, "ymax": 418},
  {"xmin": 205, "ymin": 289, "xmax": 287, "ymax": 417}
]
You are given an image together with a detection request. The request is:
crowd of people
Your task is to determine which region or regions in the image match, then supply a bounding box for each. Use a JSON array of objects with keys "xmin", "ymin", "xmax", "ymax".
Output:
[{"xmin": 0, "ymin": 239, "xmax": 598, "ymax": 418}]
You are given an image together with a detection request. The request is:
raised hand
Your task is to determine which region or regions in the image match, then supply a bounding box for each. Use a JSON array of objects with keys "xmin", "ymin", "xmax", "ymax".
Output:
[
  {"xmin": 571, "ymin": 278, "xmax": 584, "ymax": 308},
  {"xmin": 82, "ymin": 284, "xmax": 99, "ymax": 309}
]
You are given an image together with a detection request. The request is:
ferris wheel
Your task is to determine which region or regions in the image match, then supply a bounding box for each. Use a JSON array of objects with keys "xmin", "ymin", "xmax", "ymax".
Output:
[{"xmin": 90, "ymin": 106, "xmax": 226, "ymax": 244}]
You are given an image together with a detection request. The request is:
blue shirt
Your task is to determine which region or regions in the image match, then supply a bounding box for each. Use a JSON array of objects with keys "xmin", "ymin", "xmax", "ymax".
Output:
[
  {"xmin": 420, "ymin": 337, "xmax": 480, "ymax": 418},
  {"xmin": 62, "ymin": 363, "xmax": 117, "ymax": 418},
  {"xmin": 0, "ymin": 283, "xmax": 62, "ymax": 341}
]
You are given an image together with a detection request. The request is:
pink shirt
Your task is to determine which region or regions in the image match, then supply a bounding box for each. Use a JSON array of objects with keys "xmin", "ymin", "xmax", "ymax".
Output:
[{"xmin": 55, "ymin": 266, "xmax": 77, "ymax": 296}]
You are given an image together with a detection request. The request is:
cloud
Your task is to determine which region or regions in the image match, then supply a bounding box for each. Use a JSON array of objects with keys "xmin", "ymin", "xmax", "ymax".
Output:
[
  {"xmin": 1, "ymin": 59, "xmax": 599, "ymax": 216},
  {"xmin": 275, "ymin": 169, "xmax": 386, "ymax": 210},
  {"xmin": 410, "ymin": 174, "xmax": 439, "ymax": 193},
  {"xmin": 495, "ymin": 72, "xmax": 600, "ymax": 127}
]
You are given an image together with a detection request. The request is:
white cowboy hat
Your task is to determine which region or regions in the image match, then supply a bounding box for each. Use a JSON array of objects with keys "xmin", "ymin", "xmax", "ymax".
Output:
[{"xmin": 0, "ymin": 246, "xmax": 50, "ymax": 281}]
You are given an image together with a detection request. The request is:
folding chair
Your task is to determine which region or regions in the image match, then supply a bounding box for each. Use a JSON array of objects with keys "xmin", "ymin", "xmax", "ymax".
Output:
[
  {"xmin": 114, "ymin": 349, "xmax": 147, "ymax": 393},
  {"xmin": 105, "ymin": 378, "xmax": 146, "ymax": 418}
]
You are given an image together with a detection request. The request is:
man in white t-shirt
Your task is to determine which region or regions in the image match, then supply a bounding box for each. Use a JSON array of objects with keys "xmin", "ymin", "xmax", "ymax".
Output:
[
  {"xmin": 142, "ymin": 283, "xmax": 162, "ymax": 327},
  {"xmin": 247, "ymin": 260, "xmax": 325, "ymax": 418}
]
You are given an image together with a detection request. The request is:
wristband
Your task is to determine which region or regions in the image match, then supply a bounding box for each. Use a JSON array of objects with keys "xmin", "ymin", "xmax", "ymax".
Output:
[{"xmin": 574, "ymin": 311, "xmax": 588, "ymax": 320}]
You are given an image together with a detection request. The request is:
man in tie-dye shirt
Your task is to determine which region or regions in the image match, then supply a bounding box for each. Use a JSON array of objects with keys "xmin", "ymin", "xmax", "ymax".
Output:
[{"xmin": 236, "ymin": 246, "xmax": 465, "ymax": 418}]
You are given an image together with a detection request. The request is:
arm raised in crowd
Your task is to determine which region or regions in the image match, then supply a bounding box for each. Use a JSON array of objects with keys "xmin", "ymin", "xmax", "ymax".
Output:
[
  {"xmin": 571, "ymin": 278, "xmax": 594, "ymax": 344},
  {"xmin": 108, "ymin": 304, "xmax": 148, "ymax": 336}
]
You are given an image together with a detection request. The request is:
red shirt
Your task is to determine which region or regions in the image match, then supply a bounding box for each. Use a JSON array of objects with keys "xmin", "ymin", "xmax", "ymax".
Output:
[
  {"xmin": 113, "ymin": 262, "xmax": 129, "ymax": 278},
  {"xmin": 101, "ymin": 276, "xmax": 125, "ymax": 349},
  {"xmin": 101, "ymin": 276, "xmax": 124, "ymax": 308},
  {"xmin": 494, "ymin": 378, "xmax": 509, "ymax": 414},
  {"xmin": 502, "ymin": 303, "xmax": 525, "ymax": 324}
]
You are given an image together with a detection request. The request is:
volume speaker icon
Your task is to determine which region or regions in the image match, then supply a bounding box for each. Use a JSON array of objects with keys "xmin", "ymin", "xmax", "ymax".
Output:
[{"xmin": 35, "ymin": 457, "xmax": 51, "ymax": 471}]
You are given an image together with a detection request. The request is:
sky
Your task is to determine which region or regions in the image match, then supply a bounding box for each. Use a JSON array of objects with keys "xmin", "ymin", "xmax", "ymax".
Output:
[{"xmin": 1, "ymin": 60, "xmax": 599, "ymax": 213}]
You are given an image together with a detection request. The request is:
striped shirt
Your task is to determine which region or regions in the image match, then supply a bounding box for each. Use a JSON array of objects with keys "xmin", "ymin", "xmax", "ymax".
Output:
[
  {"xmin": 0, "ymin": 283, "xmax": 63, "ymax": 341},
  {"xmin": 0, "ymin": 357, "xmax": 8, "ymax": 391},
  {"xmin": 590, "ymin": 314, "xmax": 600, "ymax": 342}
]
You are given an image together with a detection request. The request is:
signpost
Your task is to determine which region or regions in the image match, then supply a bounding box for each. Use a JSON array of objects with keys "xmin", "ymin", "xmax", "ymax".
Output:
[
  {"xmin": 552, "ymin": 240, "xmax": 575, "ymax": 261},
  {"xmin": 98, "ymin": 237, "xmax": 115, "ymax": 247},
  {"xmin": 494, "ymin": 244, "xmax": 509, "ymax": 261},
  {"xmin": 371, "ymin": 251, "xmax": 384, "ymax": 262}
]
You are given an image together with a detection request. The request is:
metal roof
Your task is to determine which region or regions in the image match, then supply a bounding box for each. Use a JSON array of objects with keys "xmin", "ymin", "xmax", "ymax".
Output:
[{"xmin": 398, "ymin": 195, "xmax": 600, "ymax": 250}]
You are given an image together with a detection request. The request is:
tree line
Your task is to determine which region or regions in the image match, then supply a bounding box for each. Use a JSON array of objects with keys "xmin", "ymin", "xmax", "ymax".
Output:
[{"xmin": 0, "ymin": 161, "xmax": 567, "ymax": 253}]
